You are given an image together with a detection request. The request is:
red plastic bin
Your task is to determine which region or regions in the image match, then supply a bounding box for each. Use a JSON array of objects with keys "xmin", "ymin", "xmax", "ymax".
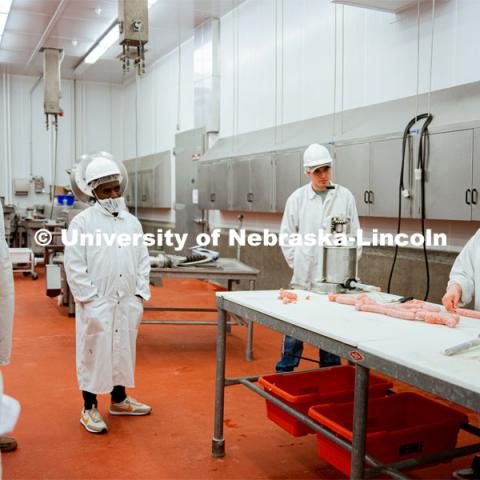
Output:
[
  {"xmin": 257, "ymin": 366, "xmax": 393, "ymax": 437},
  {"xmin": 308, "ymin": 392, "xmax": 468, "ymax": 477}
]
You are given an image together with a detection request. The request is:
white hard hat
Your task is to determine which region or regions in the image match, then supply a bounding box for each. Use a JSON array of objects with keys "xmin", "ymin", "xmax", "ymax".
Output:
[
  {"xmin": 303, "ymin": 143, "xmax": 332, "ymax": 170},
  {"xmin": 85, "ymin": 154, "xmax": 121, "ymax": 186}
]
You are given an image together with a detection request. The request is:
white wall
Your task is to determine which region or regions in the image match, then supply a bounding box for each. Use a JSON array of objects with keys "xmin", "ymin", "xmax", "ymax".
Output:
[
  {"xmin": 0, "ymin": 74, "xmax": 124, "ymax": 209},
  {"xmin": 219, "ymin": 0, "xmax": 480, "ymax": 137},
  {"xmin": 4, "ymin": 0, "xmax": 480, "ymax": 243}
]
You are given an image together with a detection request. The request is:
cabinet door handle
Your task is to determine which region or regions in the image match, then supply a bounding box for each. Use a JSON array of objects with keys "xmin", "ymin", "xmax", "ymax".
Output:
[
  {"xmin": 466, "ymin": 189, "xmax": 472, "ymax": 205},
  {"xmin": 247, "ymin": 193, "xmax": 254, "ymax": 203},
  {"xmin": 363, "ymin": 190, "xmax": 369, "ymax": 204},
  {"xmin": 210, "ymin": 193, "xmax": 216, "ymax": 202},
  {"xmin": 369, "ymin": 190, "xmax": 374, "ymax": 204},
  {"xmin": 473, "ymin": 188, "xmax": 478, "ymax": 205}
]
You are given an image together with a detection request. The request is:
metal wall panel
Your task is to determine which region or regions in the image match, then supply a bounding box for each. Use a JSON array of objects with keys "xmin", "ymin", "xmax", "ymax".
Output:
[
  {"xmin": 174, "ymin": 128, "xmax": 206, "ymax": 246},
  {"xmin": 274, "ymin": 149, "xmax": 302, "ymax": 212},
  {"xmin": 334, "ymin": 143, "xmax": 370, "ymax": 216},
  {"xmin": 197, "ymin": 162, "xmax": 211, "ymax": 209}
]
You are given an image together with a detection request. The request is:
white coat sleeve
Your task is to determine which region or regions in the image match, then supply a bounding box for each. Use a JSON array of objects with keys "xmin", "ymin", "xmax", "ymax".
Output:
[
  {"xmin": 280, "ymin": 195, "xmax": 299, "ymax": 269},
  {"xmin": 0, "ymin": 203, "xmax": 14, "ymax": 366},
  {"xmin": 135, "ymin": 221, "xmax": 151, "ymax": 301},
  {"xmin": 448, "ymin": 230, "xmax": 480, "ymax": 306},
  {"xmin": 64, "ymin": 216, "xmax": 99, "ymax": 303},
  {"xmin": 348, "ymin": 192, "xmax": 362, "ymax": 260}
]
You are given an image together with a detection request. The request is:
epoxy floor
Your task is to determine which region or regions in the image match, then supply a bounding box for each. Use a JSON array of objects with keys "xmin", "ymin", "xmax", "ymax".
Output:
[{"xmin": 2, "ymin": 271, "xmax": 477, "ymax": 479}]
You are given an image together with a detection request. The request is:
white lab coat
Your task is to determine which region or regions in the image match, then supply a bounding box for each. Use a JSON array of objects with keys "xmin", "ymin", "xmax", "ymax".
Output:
[
  {"xmin": 64, "ymin": 203, "xmax": 151, "ymax": 394},
  {"xmin": 0, "ymin": 203, "xmax": 20, "ymax": 474},
  {"xmin": 280, "ymin": 183, "xmax": 361, "ymax": 290},
  {"xmin": 448, "ymin": 229, "xmax": 480, "ymax": 310},
  {"xmin": 0, "ymin": 203, "xmax": 13, "ymax": 365}
]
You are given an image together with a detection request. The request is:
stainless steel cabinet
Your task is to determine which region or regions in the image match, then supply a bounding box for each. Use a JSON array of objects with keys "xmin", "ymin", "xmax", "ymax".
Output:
[
  {"xmin": 231, "ymin": 157, "xmax": 251, "ymax": 211},
  {"xmin": 211, "ymin": 160, "xmax": 230, "ymax": 210},
  {"xmin": 274, "ymin": 149, "xmax": 302, "ymax": 212},
  {"xmin": 334, "ymin": 143, "xmax": 370, "ymax": 216},
  {"xmin": 369, "ymin": 138, "xmax": 408, "ymax": 218},
  {"xmin": 197, "ymin": 160, "xmax": 231, "ymax": 210},
  {"xmin": 251, "ymin": 153, "xmax": 274, "ymax": 211},
  {"xmin": 422, "ymin": 130, "xmax": 473, "ymax": 221},
  {"xmin": 473, "ymin": 129, "xmax": 480, "ymax": 221}
]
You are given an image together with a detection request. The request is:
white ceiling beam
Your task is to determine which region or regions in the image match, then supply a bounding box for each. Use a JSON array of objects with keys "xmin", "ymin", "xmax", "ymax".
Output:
[{"xmin": 25, "ymin": 0, "xmax": 70, "ymax": 68}]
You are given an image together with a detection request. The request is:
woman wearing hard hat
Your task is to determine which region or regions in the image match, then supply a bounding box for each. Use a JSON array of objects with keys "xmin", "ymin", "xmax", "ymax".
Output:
[{"xmin": 64, "ymin": 152, "xmax": 151, "ymax": 434}]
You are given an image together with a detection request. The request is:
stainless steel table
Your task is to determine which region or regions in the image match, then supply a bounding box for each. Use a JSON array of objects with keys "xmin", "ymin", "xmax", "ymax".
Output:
[
  {"xmin": 212, "ymin": 290, "xmax": 480, "ymax": 479},
  {"xmin": 146, "ymin": 258, "xmax": 259, "ymax": 361}
]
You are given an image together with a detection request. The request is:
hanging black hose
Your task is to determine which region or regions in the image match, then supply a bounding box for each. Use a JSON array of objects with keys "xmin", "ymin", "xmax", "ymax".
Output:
[{"xmin": 387, "ymin": 113, "xmax": 433, "ymax": 301}]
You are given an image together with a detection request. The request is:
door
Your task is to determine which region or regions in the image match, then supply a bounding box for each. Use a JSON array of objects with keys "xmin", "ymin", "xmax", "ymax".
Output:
[
  {"xmin": 231, "ymin": 157, "xmax": 251, "ymax": 211},
  {"xmin": 422, "ymin": 130, "xmax": 473, "ymax": 220},
  {"xmin": 211, "ymin": 160, "xmax": 231, "ymax": 210},
  {"xmin": 334, "ymin": 143, "xmax": 370, "ymax": 216},
  {"xmin": 470, "ymin": 129, "xmax": 480, "ymax": 221},
  {"xmin": 369, "ymin": 138, "xmax": 408, "ymax": 217},
  {"xmin": 251, "ymin": 153, "xmax": 274, "ymax": 212}
]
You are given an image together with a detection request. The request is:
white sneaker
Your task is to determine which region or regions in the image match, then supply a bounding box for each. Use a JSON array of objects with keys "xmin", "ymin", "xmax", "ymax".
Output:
[
  {"xmin": 109, "ymin": 396, "xmax": 152, "ymax": 416},
  {"xmin": 80, "ymin": 406, "xmax": 108, "ymax": 434}
]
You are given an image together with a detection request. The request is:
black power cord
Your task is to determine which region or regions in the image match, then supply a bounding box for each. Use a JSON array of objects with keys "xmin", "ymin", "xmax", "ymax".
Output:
[{"xmin": 387, "ymin": 113, "xmax": 433, "ymax": 301}]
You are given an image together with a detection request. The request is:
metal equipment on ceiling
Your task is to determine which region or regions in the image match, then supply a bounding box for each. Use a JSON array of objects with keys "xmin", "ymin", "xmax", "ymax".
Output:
[
  {"xmin": 118, "ymin": 0, "xmax": 149, "ymax": 75},
  {"xmin": 41, "ymin": 47, "xmax": 63, "ymax": 130}
]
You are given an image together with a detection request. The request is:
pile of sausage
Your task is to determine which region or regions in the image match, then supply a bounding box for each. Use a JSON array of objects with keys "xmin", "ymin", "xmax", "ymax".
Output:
[
  {"xmin": 278, "ymin": 289, "xmax": 310, "ymax": 304},
  {"xmin": 328, "ymin": 293, "xmax": 460, "ymax": 328}
]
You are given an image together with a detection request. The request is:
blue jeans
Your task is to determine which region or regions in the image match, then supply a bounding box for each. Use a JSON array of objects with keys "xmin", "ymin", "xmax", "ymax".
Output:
[{"xmin": 275, "ymin": 335, "xmax": 341, "ymax": 372}]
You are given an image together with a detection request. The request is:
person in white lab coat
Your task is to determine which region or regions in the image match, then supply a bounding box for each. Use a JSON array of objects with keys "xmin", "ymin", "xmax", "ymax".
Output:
[
  {"xmin": 275, "ymin": 144, "xmax": 360, "ymax": 372},
  {"xmin": 0, "ymin": 201, "xmax": 20, "ymax": 456},
  {"xmin": 442, "ymin": 231, "xmax": 480, "ymax": 480},
  {"xmin": 64, "ymin": 153, "xmax": 152, "ymax": 434}
]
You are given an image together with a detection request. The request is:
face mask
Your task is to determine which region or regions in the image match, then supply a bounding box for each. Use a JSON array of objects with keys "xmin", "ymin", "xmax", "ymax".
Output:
[{"xmin": 96, "ymin": 196, "xmax": 126, "ymax": 215}]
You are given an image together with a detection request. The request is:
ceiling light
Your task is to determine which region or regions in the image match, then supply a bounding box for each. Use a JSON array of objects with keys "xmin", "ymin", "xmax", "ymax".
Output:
[
  {"xmin": 76, "ymin": 22, "xmax": 119, "ymax": 68},
  {"xmin": 94, "ymin": 6, "xmax": 102, "ymax": 16},
  {"xmin": 0, "ymin": 0, "xmax": 12, "ymax": 15},
  {"xmin": 148, "ymin": 0, "xmax": 159, "ymax": 8},
  {"xmin": 71, "ymin": 38, "xmax": 78, "ymax": 47}
]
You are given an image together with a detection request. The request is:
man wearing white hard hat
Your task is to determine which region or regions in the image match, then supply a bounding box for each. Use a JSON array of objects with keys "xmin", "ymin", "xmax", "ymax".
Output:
[
  {"xmin": 64, "ymin": 152, "xmax": 151, "ymax": 434},
  {"xmin": 276, "ymin": 143, "xmax": 361, "ymax": 372}
]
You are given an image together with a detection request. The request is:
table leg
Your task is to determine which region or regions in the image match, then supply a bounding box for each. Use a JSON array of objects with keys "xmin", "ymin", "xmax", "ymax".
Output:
[
  {"xmin": 226, "ymin": 279, "xmax": 233, "ymax": 335},
  {"xmin": 212, "ymin": 307, "xmax": 227, "ymax": 457},
  {"xmin": 245, "ymin": 279, "xmax": 255, "ymax": 362},
  {"xmin": 350, "ymin": 364, "xmax": 370, "ymax": 479}
]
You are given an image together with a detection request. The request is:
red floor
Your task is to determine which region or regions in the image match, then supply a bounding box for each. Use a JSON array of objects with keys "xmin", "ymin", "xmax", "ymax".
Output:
[{"xmin": 2, "ymin": 271, "xmax": 478, "ymax": 479}]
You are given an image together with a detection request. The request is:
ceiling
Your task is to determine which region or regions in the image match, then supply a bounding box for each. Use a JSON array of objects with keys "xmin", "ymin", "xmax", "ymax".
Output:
[{"xmin": 0, "ymin": 0, "xmax": 243, "ymax": 84}]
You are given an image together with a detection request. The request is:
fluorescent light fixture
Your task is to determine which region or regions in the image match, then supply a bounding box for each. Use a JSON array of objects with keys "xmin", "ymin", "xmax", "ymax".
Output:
[
  {"xmin": 0, "ymin": 0, "xmax": 12, "ymax": 15},
  {"xmin": 84, "ymin": 24, "xmax": 119, "ymax": 64},
  {"xmin": 0, "ymin": 0, "xmax": 12, "ymax": 42}
]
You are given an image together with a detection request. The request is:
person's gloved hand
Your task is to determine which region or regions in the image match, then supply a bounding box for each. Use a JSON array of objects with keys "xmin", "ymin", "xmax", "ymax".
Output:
[{"xmin": 442, "ymin": 284, "xmax": 462, "ymax": 312}]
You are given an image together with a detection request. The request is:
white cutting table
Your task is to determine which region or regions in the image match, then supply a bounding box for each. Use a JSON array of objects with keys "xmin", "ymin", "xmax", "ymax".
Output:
[{"xmin": 211, "ymin": 289, "xmax": 480, "ymax": 479}]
